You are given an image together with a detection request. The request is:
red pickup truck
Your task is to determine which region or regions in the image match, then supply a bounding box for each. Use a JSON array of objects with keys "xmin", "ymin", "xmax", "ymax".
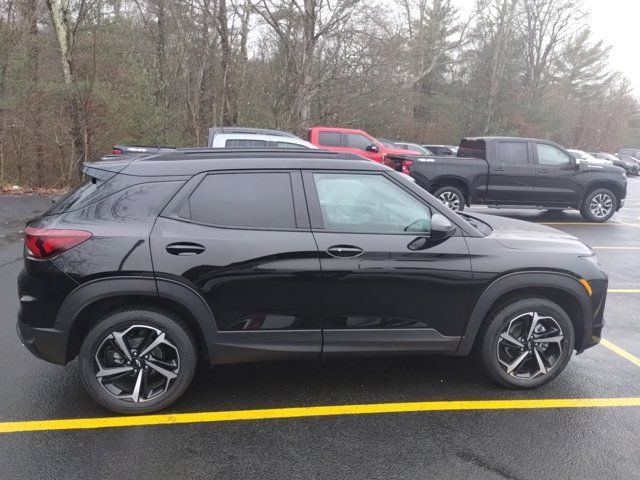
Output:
[{"xmin": 308, "ymin": 126, "xmax": 424, "ymax": 174}]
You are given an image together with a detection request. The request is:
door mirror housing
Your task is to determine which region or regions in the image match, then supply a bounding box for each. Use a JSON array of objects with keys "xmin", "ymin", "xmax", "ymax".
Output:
[
  {"xmin": 366, "ymin": 143, "xmax": 380, "ymax": 153},
  {"xmin": 430, "ymin": 213, "xmax": 456, "ymax": 241},
  {"xmin": 572, "ymin": 155, "xmax": 581, "ymax": 170}
]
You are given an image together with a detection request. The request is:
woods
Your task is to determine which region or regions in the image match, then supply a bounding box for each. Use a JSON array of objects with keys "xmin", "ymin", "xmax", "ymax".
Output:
[{"xmin": 0, "ymin": 0, "xmax": 638, "ymax": 187}]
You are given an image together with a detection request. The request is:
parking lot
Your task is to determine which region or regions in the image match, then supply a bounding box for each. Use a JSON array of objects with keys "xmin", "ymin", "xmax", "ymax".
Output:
[{"xmin": 0, "ymin": 180, "xmax": 639, "ymax": 480}]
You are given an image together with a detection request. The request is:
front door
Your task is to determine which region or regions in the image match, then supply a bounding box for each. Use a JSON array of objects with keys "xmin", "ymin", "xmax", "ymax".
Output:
[
  {"xmin": 150, "ymin": 170, "xmax": 322, "ymax": 364},
  {"xmin": 303, "ymin": 171, "xmax": 473, "ymax": 356},
  {"xmin": 485, "ymin": 140, "xmax": 538, "ymax": 204},
  {"xmin": 533, "ymin": 142, "xmax": 582, "ymax": 206}
]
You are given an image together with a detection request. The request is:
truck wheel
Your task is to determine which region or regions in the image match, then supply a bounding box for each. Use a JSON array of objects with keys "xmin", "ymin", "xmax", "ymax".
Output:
[
  {"xmin": 580, "ymin": 188, "xmax": 617, "ymax": 222},
  {"xmin": 433, "ymin": 186, "xmax": 465, "ymax": 211},
  {"xmin": 477, "ymin": 297, "xmax": 574, "ymax": 389}
]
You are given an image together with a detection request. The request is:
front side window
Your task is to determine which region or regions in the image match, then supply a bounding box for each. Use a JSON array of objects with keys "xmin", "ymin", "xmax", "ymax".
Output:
[
  {"xmin": 537, "ymin": 144, "xmax": 571, "ymax": 166},
  {"xmin": 495, "ymin": 141, "xmax": 528, "ymax": 165},
  {"xmin": 345, "ymin": 133, "xmax": 373, "ymax": 151},
  {"xmin": 189, "ymin": 172, "xmax": 296, "ymax": 229},
  {"xmin": 313, "ymin": 173, "xmax": 431, "ymax": 233}
]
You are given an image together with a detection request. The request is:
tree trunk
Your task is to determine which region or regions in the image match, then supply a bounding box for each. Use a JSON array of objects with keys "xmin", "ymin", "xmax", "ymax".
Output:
[
  {"xmin": 218, "ymin": 0, "xmax": 235, "ymax": 126},
  {"xmin": 297, "ymin": 0, "xmax": 317, "ymax": 131},
  {"xmin": 28, "ymin": 0, "xmax": 45, "ymax": 187}
]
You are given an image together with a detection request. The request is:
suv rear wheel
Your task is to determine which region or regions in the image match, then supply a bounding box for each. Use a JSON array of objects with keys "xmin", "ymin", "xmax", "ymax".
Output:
[
  {"xmin": 433, "ymin": 186, "xmax": 465, "ymax": 211},
  {"xmin": 79, "ymin": 307, "xmax": 197, "ymax": 414},
  {"xmin": 477, "ymin": 297, "xmax": 574, "ymax": 389},
  {"xmin": 580, "ymin": 188, "xmax": 617, "ymax": 222}
]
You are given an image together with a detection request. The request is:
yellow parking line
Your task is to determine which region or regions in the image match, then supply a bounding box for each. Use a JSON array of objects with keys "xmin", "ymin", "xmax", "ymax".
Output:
[
  {"xmin": 601, "ymin": 339, "xmax": 640, "ymax": 368},
  {"xmin": 1, "ymin": 397, "xmax": 640, "ymax": 434}
]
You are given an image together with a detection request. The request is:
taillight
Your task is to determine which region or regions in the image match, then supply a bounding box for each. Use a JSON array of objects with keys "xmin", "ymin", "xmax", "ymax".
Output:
[
  {"xmin": 24, "ymin": 227, "xmax": 92, "ymax": 259},
  {"xmin": 402, "ymin": 159, "xmax": 413, "ymax": 174},
  {"xmin": 112, "ymin": 148, "xmax": 122, "ymax": 155}
]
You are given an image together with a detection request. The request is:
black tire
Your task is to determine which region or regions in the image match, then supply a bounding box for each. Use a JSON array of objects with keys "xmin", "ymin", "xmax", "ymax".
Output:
[
  {"xmin": 433, "ymin": 186, "xmax": 465, "ymax": 211},
  {"xmin": 477, "ymin": 297, "xmax": 575, "ymax": 389},
  {"xmin": 79, "ymin": 307, "xmax": 197, "ymax": 414},
  {"xmin": 580, "ymin": 188, "xmax": 617, "ymax": 222}
]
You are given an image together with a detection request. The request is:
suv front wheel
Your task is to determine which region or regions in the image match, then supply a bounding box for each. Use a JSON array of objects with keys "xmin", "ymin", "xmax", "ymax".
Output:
[
  {"xmin": 477, "ymin": 297, "xmax": 575, "ymax": 389},
  {"xmin": 79, "ymin": 307, "xmax": 197, "ymax": 414}
]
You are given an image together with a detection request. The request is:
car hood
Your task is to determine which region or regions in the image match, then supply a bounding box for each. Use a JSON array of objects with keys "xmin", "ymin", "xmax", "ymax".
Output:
[
  {"xmin": 463, "ymin": 212, "xmax": 593, "ymax": 255},
  {"xmin": 384, "ymin": 147, "xmax": 424, "ymax": 157}
]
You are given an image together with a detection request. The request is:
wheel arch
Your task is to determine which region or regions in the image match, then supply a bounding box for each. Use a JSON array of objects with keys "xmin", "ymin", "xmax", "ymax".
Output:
[
  {"xmin": 455, "ymin": 271, "xmax": 592, "ymax": 356},
  {"xmin": 582, "ymin": 180, "xmax": 625, "ymax": 208},
  {"xmin": 57, "ymin": 277, "xmax": 216, "ymax": 364}
]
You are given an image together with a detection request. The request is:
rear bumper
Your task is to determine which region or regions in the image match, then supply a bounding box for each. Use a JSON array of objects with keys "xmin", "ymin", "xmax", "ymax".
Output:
[{"xmin": 16, "ymin": 320, "xmax": 68, "ymax": 365}]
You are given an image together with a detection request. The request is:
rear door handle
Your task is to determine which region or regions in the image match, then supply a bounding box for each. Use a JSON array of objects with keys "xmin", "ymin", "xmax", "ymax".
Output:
[
  {"xmin": 493, "ymin": 166, "xmax": 505, "ymax": 172},
  {"xmin": 327, "ymin": 245, "xmax": 364, "ymax": 258},
  {"xmin": 166, "ymin": 242, "xmax": 206, "ymax": 256},
  {"xmin": 538, "ymin": 169, "xmax": 549, "ymax": 174}
]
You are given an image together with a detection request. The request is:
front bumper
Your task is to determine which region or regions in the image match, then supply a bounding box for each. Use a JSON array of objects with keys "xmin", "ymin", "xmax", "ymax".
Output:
[{"xmin": 577, "ymin": 276, "xmax": 607, "ymax": 353}]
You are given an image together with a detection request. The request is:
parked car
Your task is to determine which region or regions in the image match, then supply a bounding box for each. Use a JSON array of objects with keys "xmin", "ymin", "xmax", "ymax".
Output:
[
  {"xmin": 618, "ymin": 147, "xmax": 640, "ymax": 160},
  {"xmin": 113, "ymin": 127, "xmax": 315, "ymax": 155},
  {"xmin": 422, "ymin": 144, "xmax": 456, "ymax": 156},
  {"xmin": 18, "ymin": 148, "xmax": 607, "ymax": 413},
  {"xmin": 394, "ymin": 142, "xmax": 434, "ymax": 155},
  {"xmin": 567, "ymin": 149, "xmax": 612, "ymax": 165},
  {"xmin": 590, "ymin": 152, "xmax": 639, "ymax": 176},
  {"xmin": 409, "ymin": 136, "xmax": 627, "ymax": 222},
  {"xmin": 308, "ymin": 126, "xmax": 428, "ymax": 174}
]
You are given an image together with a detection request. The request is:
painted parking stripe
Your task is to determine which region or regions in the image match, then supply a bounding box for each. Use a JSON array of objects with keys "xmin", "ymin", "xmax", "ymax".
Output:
[
  {"xmin": 593, "ymin": 247, "xmax": 640, "ymax": 250},
  {"xmin": 607, "ymin": 289, "xmax": 640, "ymax": 293},
  {"xmin": 1, "ymin": 397, "xmax": 640, "ymax": 434},
  {"xmin": 601, "ymin": 339, "xmax": 640, "ymax": 368}
]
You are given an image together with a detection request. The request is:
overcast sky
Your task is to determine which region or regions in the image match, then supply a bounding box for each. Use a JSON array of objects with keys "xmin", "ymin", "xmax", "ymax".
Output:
[{"xmin": 453, "ymin": 0, "xmax": 640, "ymax": 95}]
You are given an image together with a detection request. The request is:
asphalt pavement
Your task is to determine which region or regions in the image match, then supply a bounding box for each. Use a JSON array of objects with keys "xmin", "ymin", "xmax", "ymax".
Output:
[{"xmin": 0, "ymin": 182, "xmax": 639, "ymax": 480}]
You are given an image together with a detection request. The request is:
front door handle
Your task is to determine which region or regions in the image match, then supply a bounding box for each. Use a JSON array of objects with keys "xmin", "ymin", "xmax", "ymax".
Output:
[
  {"xmin": 538, "ymin": 169, "xmax": 549, "ymax": 173},
  {"xmin": 493, "ymin": 166, "xmax": 505, "ymax": 172},
  {"xmin": 326, "ymin": 245, "xmax": 364, "ymax": 258},
  {"xmin": 166, "ymin": 242, "xmax": 205, "ymax": 256}
]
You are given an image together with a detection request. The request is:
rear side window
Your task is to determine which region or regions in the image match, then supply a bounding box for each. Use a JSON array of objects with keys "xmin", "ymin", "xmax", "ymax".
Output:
[
  {"xmin": 495, "ymin": 141, "xmax": 528, "ymax": 165},
  {"xmin": 225, "ymin": 139, "xmax": 267, "ymax": 147},
  {"xmin": 458, "ymin": 139, "xmax": 485, "ymax": 159},
  {"xmin": 189, "ymin": 172, "xmax": 296, "ymax": 229},
  {"xmin": 276, "ymin": 141, "xmax": 307, "ymax": 149},
  {"xmin": 44, "ymin": 180, "xmax": 99, "ymax": 215},
  {"xmin": 318, "ymin": 131, "xmax": 341, "ymax": 147}
]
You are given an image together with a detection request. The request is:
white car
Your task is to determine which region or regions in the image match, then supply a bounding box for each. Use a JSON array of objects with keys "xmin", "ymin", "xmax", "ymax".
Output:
[
  {"xmin": 208, "ymin": 127, "xmax": 317, "ymax": 149},
  {"xmin": 568, "ymin": 149, "xmax": 612, "ymax": 165}
]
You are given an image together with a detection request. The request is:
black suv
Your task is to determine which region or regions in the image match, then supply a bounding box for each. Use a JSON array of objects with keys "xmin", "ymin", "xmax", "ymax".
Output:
[{"xmin": 17, "ymin": 149, "xmax": 607, "ymax": 413}]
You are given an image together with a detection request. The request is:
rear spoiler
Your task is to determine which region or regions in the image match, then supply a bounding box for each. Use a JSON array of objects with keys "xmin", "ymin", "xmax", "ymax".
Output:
[{"xmin": 83, "ymin": 157, "xmax": 135, "ymax": 181}]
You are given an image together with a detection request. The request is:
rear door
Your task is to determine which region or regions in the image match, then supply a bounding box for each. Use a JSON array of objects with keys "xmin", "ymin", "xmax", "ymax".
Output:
[
  {"xmin": 303, "ymin": 170, "xmax": 472, "ymax": 356},
  {"xmin": 150, "ymin": 170, "xmax": 322, "ymax": 363},
  {"xmin": 533, "ymin": 142, "xmax": 581, "ymax": 206},
  {"xmin": 485, "ymin": 140, "xmax": 537, "ymax": 203}
]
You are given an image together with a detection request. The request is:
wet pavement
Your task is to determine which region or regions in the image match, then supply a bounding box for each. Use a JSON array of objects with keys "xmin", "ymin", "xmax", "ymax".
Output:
[{"xmin": 0, "ymin": 181, "xmax": 639, "ymax": 480}]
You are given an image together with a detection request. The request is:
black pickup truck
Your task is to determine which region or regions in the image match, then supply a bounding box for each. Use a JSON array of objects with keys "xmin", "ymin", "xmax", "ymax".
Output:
[{"xmin": 409, "ymin": 136, "xmax": 627, "ymax": 222}]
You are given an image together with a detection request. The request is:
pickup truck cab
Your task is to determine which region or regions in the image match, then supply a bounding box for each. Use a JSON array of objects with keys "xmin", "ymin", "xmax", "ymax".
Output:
[
  {"xmin": 410, "ymin": 136, "xmax": 627, "ymax": 222},
  {"xmin": 308, "ymin": 126, "xmax": 425, "ymax": 173}
]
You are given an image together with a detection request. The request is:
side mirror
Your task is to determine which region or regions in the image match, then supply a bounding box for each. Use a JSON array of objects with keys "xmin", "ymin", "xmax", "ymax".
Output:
[
  {"xmin": 366, "ymin": 143, "xmax": 380, "ymax": 153},
  {"xmin": 573, "ymin": 155, "xmax": 581, "ymax": 170},
  {"xmin": 430, "ymin": 213, "xmax": 456, "ymax": 241}
]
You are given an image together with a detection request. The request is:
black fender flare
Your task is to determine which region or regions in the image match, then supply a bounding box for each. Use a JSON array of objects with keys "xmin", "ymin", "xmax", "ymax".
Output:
[
  {"xmin": 454, "ymin": 271, "xmax": 593, "ymax": 356},
  {"xmin": 56, "ymin": 276, "xmax": 217, "ymax": 362}
]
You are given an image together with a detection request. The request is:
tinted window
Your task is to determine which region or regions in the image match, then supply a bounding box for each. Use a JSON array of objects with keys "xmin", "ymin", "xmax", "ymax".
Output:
[
  {"xmin": 345, "ymin": 133, "xmax": 373, "ymax": 150},
  {"xmin": 458, "ymin": 139, "xmax": 484, "ymax": 158},
  {"xmin": 536, "ymin": 144, "xmax": 571, "ymax": 166},
  {"xmin": 318, "ymin": 131, "xmax": 341, "ymax": 147},
  {"xmin": 189, "ymin": 173, "xmax": 296, "ymax": 229},
  {"xmin": 276, "ymin": 141, "xmax": 307, "ymax": 149},
  {"xmin": 225, "ymin": 139, "xmax": 267, "ymax": 147},
  {"xmin": 314, "ymin": 173, "xmax": 431, "ymax": 233},
  {"xmin": 495, "ymin": 141, "xmax": 528, "ymax": 165}
]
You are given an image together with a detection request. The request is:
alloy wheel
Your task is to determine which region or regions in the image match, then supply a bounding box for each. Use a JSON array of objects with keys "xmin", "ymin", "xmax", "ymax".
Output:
[
  {"xmin": 496, "ymin": 312, "xmax": 564, "ymax": 379},
  {"xmin": 438, "ymin": 191, "xmax": 461, "ymax": 210},
  {"xmin": 94, "ymin": 325, "xmax": 180, "ymax": 403},
  {"xmin": 589, "ymin": 193, "xmax": 613, "ymax": 219}
]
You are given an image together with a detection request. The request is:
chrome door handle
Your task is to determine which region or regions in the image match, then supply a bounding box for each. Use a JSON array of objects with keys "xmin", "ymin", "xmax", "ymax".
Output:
[{"xmin": 326, "ymin": 245, "xmax": 364, "ymax": 258}]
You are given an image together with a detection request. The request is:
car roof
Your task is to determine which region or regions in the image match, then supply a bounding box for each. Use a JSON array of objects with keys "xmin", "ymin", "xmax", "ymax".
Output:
[
  {"xmin": 90, "ymin": 149, "xmax": 389, "ymax": 177},
  {"xmin": 208, "ymin": 127, "xmax": 297, "ymax": 138},
  {"xmin": 212, "ymin": 133, "xmax": 317, "ymax": 148}
]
